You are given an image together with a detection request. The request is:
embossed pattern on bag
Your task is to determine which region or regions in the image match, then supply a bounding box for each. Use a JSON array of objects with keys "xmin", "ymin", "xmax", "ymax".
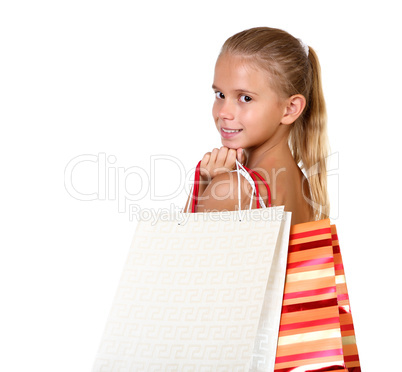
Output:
[{"xmin": 93, "ymin": 209, "xmax": 290, "ymax": 371}]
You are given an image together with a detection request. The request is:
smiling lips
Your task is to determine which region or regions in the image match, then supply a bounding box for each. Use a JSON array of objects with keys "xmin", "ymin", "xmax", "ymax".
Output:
[{"xmin": 221, "ymin": 127, "xmax": 243, "ymax": 139}]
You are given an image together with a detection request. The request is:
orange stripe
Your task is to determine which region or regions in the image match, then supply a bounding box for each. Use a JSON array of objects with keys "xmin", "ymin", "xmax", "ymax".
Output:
[
  {"xmin": 339, "ymin": 313, "xmax": 353, "ymax": 325},
  {"xmin": 287, "ymin": 247, "xmax": 333, "ymax": 264},
  {"xmin": 276, "ymin": 337, "xmax": 343, "ymax": 357},
  {"xmin": 341, "ymin": 330, "xmax": 356, "ymax": 337},
  {"xmin": 280, "ymin": 306, "xmax": 340, "ymax": 325},
  {"xmin": 290, "ymin": 233, "xmax": 331, "ymax": 245},
  {"xmin": 338, "ymin": 300, "xmax": 350, "ymax": 307},
  {"xmin": 286, "ymin": 262, "xmax": 334, "ymax": 274},
  {"xmin": 343, "ymin": 344, "xmax": 359, "ymax": 356},
  {"xmin": 336, "ymin": 283, "xmax": 348, "ymax": 294},
  {"xmin": 284, "ymin": 276, "xmax": 336, "ymax": 293},
  {"xmin": 346, "ymin": 361, "xmax": 361, "ymax": 368},
  {"xmin": 289, "ymin": 219, "xmax": 331, "ymax": 236},
  {"xmin": 279, "ymin": 321, "xmax": 341, "ymax": 337},
  {"xmin": 283, "ymin": 292, "xmax": 338, "ymax": 306},
  {"xmin": 332, "ymin": 251, "xmax": 342, "ymax": 260},
  {"xmin": 275, "ymin": 354, "xmax": 345, "ymax": 370}
]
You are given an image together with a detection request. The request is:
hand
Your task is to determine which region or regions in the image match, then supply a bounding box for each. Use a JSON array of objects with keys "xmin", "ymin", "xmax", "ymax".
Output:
[{"xmin": 200, "ymin": 146, "xmax": 245, "ymax": 181}]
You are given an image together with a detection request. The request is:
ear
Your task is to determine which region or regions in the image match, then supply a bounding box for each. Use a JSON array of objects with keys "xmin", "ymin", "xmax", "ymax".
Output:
[{"xmin": 281, "ymin": 94, "xmax": 306, "ymax": 125}]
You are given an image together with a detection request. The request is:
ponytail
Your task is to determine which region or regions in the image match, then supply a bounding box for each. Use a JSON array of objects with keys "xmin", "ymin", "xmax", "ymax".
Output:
[{"xmin": 289, "ymin": 47, "xmax": 330, "ymax": 220}]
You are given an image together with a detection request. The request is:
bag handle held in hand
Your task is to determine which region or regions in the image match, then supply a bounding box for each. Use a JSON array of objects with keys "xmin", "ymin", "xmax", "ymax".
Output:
[{"xmin": 190, "ymin": 160, "xmax": 271, "ymax": 214}]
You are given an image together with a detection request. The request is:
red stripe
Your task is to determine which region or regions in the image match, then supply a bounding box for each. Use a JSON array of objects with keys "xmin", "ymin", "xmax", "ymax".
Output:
[
  {"xmin": 275, "ymin": 365, "xmax": 347, "ymax": 372},
  {"xmin": 244, "ymin": 167, "xmax": 272, "ymax": 207},
  {"xmin": 341, "ymin": 323, "xmax": 355, "ymax": 332},
  {"xmin": 283, "ymin": 286, "xmax": 336, "ymax": 300},
  {"xmin": 347, "ymin": 367, "xmax": 361, "ymax": 372},
  {"xmin": 191, "ymin": 160, "xmax": 201, "ymax": 212},
  {"xmin": 279, "ymin": 316, "xmax": 340, "ymax": 331},
  {"xmin": 281, "ymin": 298, "xmax": 338, "ymax": 313},
  {"xmin": 286, "ymin": 256, "xmax": 334, "ymax": 269},
  {"xmin": 332, "ymin": 233, "xmax": 339, "ymax": 241},
  {"xmin": 339, "ymin": 305, "xmax": 350, "ymax": 314},
  {"xmin": 275, "ymin": 348, "xmax": 343, "ymax": 364},
  {"xmin": 334, "ymin": 263, "xmax": 344, "ymax": 271},
  {"xmin": 289, "ymin": 238, "xmax": 333, "ymax": 253},
  {"xmin": 244, "ymin": 168, "xmax": 261, "ymax": 208},
  {"xmin": 337, "ymin": 293, "xmax": 349, "ymax": 301},
  {"xmin": 344, "ymin": 354, "xmax": 360, "ymax": 362},
  {"xmin": 332, "ymin": 244, "xmax": 341, "ymax": 254},
  {"xmin": 275, "ymin": 366, "xmax": 346, "ymax": 372},
  {"xmin": 290, "ymin": 227, "xmax": 332, "ymax": 240}
]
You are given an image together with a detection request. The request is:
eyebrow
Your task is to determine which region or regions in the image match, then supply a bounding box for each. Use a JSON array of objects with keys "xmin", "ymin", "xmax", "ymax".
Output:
[{"xmin": 212, "ymin": 84, "xmax": 259, "ymax": 96}]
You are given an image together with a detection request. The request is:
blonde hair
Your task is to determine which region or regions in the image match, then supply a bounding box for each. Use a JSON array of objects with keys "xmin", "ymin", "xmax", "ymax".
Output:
[{"xmin": 220, "ymin": 27, "xmax": 329, "ymax": 220}]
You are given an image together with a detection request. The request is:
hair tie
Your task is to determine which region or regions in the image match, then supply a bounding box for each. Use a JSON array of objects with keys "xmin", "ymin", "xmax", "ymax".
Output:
[{"xmin": 297, "ymin": 38, "xmax": 309, "ymax": 57}]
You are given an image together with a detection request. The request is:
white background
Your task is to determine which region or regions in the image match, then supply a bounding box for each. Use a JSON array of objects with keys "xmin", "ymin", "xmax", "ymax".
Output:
[{"xmin": 1, "ymin": 1, "xmax": 400, "ymax": 371}]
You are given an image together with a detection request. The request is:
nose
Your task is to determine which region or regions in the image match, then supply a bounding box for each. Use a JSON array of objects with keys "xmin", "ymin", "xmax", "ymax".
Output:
[{"xmin": 215, "ymin": 99, "xmax": 235, "ymax": 121}]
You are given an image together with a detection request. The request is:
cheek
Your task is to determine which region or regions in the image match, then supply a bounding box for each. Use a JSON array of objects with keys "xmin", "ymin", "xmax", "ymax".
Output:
[
  {"xmin": 240, "ymin": 107, "xmax": 263, "ymax": 126},
  {"xmin": 212, "ymin": 101, "xmax": 218, "ymax": 116},
  {"xmin": 212, "ymin": 102, "xmax": 220, "ymax": 124},
  {"xmin": 245, "ymin": 107, "xmax": 277, "ymax": 134},
  {"xmin": 253, "ymin": 105, "xmax": 280, "ymax": 123}
]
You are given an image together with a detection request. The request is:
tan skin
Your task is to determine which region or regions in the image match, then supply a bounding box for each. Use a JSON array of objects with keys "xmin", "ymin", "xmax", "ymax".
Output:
[{"xmin": 185, "ymin": 54, "xmax": 312, "ymax": 225}]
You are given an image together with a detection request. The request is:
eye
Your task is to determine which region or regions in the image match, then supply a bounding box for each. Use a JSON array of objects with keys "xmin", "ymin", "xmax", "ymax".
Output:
[
  {"xmin": 240, "ymin": 95, "xmax": 252, "ymax": 103},
  {"xmin": 215, "ymin": 91, "xmax": 225, "ymax": 100}
]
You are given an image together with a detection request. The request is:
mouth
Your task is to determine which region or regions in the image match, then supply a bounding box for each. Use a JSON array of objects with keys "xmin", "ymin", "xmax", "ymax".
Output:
[
  {"xmin": 220, "ymin": 127, "xmax": 243, "ymax": 139},
  {"xmin": 222, "ymin": 128, "xmax": 242, "ymax": 133}
]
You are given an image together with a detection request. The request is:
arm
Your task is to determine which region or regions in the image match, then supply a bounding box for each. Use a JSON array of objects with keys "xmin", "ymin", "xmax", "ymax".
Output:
[{"xmin": 196, "ymin": 171, "xmax": 254, "ymax": 212}]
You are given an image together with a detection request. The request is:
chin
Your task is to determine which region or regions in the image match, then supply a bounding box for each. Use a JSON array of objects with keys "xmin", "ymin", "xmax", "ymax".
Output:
[{"xmin": 220, "ymin": 139, "xmax": 238, "ymax": 149}]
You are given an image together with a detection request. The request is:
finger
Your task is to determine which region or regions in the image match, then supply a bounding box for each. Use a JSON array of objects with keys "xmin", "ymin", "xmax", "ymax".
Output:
[
  {"xmin": 225, "ymin": 148, "xmax": 237, "ymax": 168},
  {"xmin": 200, "ymin": 152, "xmax": 211, "ymax": 176},
  {"xmin": 237, "ymin": 148, "xmax": 246, "ymax": 164},
  {"xmin": 209, "ymin": 148, "xmax": 219, "ymax": 164},
  {"xmin": 200, "ymin": 152, "xmax": 211, "ymax": 166},
  {"xmin": 216, "ymin": 147, "xmax": 229, "ymax": 167}
]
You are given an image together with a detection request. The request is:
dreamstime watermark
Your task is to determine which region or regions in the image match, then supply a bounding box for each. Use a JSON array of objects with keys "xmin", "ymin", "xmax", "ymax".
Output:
[{"xmin": 64, "ymin": 152, "xmax": 340, "ymax": 220}]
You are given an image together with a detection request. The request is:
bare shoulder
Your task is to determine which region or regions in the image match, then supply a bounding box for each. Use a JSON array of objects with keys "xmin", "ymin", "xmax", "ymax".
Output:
[
  {"xmin": 196, "ymin": 171, "xmax": 253, "ymax": 212},
  {"xmin": 274, "ymin": 165, "xmax": 313, "ymax": 224}
]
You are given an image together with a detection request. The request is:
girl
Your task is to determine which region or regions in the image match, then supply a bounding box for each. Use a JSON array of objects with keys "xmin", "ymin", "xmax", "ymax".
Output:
[{"xmin": 186, "ymin": 27, "xmax": 329, "ymax": 225}]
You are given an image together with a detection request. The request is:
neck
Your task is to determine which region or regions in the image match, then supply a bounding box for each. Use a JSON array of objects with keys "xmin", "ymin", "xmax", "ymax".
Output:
[{"xmin": 244, "ymin": 127, "xmax": 293, "ymax": 169}]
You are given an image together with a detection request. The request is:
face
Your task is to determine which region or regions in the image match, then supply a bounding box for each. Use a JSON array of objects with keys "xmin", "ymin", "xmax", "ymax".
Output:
[{"xmin": 212, "ymin": 53, "xmax": 287, "ymax": 150}]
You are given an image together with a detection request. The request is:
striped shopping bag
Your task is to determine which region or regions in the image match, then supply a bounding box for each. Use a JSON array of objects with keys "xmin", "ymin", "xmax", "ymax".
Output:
[
  {"xmin": 274, "ymin": 219, "xmax": 360, "ymax": 372},
  {"xmin": 331, "ymin": 225, "xmax": 360, "ymax": 370}
]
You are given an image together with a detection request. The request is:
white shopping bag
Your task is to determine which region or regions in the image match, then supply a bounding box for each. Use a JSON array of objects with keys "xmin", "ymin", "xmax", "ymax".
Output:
[{"xmin": 92, "ymin": 206, "xmax": 291, "ymax": 371}]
